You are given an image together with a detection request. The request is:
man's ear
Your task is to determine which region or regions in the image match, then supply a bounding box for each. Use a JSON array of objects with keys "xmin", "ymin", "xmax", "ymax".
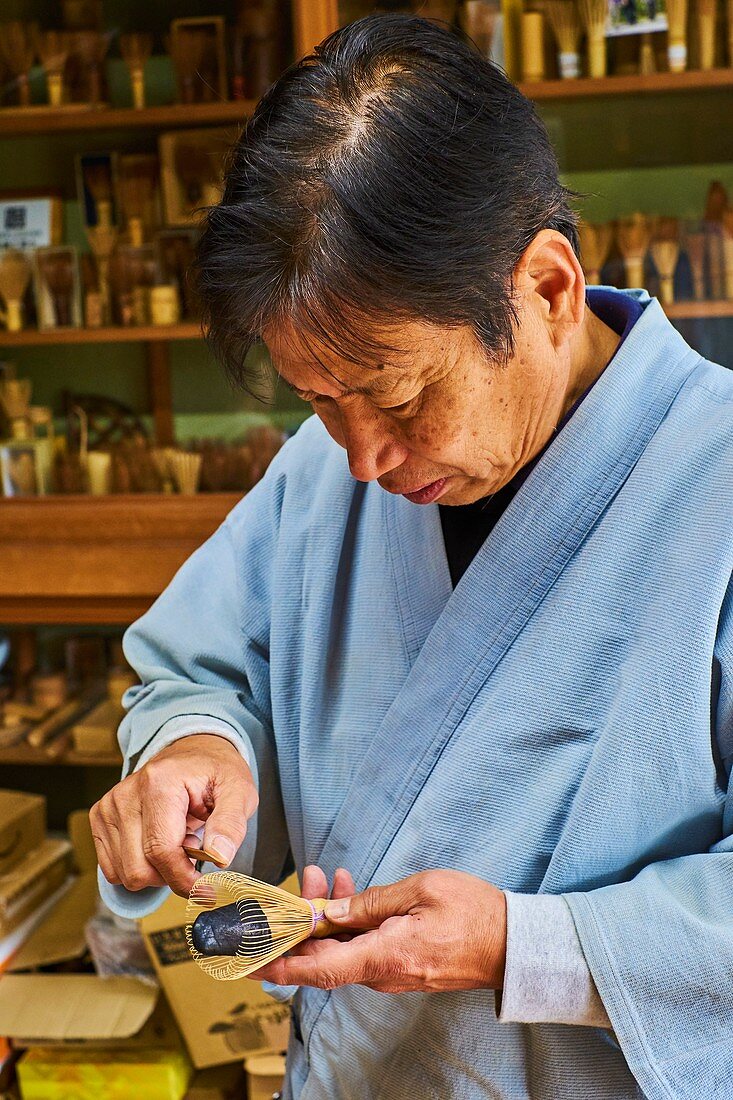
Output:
[{"xmin": 513, "ymin": 229, "xmax": 585, "ymax": 350}]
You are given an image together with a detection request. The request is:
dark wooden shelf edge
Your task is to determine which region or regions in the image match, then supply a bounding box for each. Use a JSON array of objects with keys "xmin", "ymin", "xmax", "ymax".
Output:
[
  {"xmin": 521, "ymin": 67, "xmax": 733, "ymax": 100},
  {"xmin": 0, "ymin": 323, "xmax": 203, "ymax": 347},
  {"xmin": 0, "ymin": 99, "xmax": 255, "ymax": 137},
  {"xmin": 0, "ymin": 597, "xmax": 154, "ymax": 625}
]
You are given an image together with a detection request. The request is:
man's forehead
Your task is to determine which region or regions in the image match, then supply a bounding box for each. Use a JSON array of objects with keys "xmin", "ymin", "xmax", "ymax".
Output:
[{"xmin": 263, "ymin": 320, "xmax": 436, "ymax": 396}]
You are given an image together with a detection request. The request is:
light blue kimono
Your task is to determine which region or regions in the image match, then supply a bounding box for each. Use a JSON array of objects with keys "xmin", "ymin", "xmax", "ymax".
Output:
[{"xmin": 102, "ymin": 290, "xmax": 733, "ymax": 1100}]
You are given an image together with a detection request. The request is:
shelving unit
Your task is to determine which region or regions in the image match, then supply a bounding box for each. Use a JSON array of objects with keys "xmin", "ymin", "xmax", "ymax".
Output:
[
  {"xmin": 0, "ymin": 100, "xmax": 255, "ymax": 137},
  {"xmin": 518, "ymin": 69, "xmax": 733, "ymax": 100},
  {"xmin": 0, "ymin": 323, "xmax": 202, "ymax": 346},
  {"xmin": 0, "ymin": 745, "xmax": 121, "ymax": 767}
]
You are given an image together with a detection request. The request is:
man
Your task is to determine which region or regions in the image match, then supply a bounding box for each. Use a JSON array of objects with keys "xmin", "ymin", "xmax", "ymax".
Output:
[{"xmin": 92, "ymin": 15, "xmax": 733, "ymax": 1099}]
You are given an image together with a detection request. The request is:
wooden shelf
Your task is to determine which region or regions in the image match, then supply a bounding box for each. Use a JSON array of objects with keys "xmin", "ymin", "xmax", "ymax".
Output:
[
  {"xmin": 0, "ymin": 493, "xmax": 242, "ymax": 624},
  {"xmin": 0, "ymin": 323, "xmax": 203, "ymax": 347},
  {"xmin": 519, "ymin": 68, "xmax": 733, "ymax": 100},
  {"xmin": 0, "ymin": 744, "xmax": 121, "ymax": 767},
  {"xmin": 0, "ymin": 100, "xmax": 255, "ymax": 137},
  {"xmin": 1, "ymin": 302, "xmax": 730, "ymax": 348},
  {"xmin": 664, "ymin": 300, "xmax": 733, "ymax": 319}
]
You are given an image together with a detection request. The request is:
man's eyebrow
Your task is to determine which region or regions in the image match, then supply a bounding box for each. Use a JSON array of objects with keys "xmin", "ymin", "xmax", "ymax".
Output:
[{"xmin": 281, "ymin": 376, "xmax": 385, "ymax": 399}]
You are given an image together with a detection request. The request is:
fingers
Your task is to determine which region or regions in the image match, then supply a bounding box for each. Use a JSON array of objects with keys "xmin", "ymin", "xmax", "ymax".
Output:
[
  {"xmin": 331, "ymin": 867, "xmax": 356, "ymax": 899},
  {"xmin": 140, "ymin": 778, "xmax": 200, "ymax": 896},
  {"xmin": 201, "ymin": 771, "xmax": 258, "ymax": 868},
  {"xmin": 115, "ymin": 801, "xmax": 166, "ymax": 891},
  {"xmin": 302, "ymin": 864, "xmax": 329, "ymax": 901},
  {"xmin": 249, "ymin": 931, "xmax": 383, "ymax": 989},
  {"xmin": 324, "ymin": 877, "xmax": 417, "ymax": 930}
]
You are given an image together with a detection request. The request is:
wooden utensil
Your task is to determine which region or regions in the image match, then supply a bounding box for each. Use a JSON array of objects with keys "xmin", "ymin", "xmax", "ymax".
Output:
[
  {"xmin": 119, "ymin": 32, "xmax": 152, "ymax": 109},
  {"xmin": 543, "ymin": 0, "xmax": 581, "ymax": 78},
  {"xmin": 0, "ymin": 251, "xmax": 31, "ymax": 333}
]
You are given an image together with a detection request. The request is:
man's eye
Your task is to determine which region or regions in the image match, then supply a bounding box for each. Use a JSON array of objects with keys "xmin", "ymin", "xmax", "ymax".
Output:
[{"xmin": 385, "ymin": 396, "xmax": 420, "ymax": 417}]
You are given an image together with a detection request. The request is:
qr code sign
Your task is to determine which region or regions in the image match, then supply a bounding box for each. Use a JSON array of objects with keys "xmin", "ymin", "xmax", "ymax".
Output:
[{"xmin": 4, "ymin": 207, "xmax": 26, "ymax": 230}]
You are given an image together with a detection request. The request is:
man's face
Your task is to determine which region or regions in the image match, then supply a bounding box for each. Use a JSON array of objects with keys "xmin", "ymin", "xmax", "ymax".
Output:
[{"xmin": 265, "ymin": 299, "xmax": 570, "ymax": 506}]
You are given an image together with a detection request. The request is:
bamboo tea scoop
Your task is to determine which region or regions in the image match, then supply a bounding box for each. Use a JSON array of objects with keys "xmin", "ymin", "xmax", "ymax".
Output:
[{"xmin": 185, "ymin": 870, "xmax": 338, "ymax": 981}]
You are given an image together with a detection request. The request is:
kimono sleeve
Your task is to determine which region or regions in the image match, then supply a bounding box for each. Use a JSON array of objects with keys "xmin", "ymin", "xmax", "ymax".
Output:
[
  {"xmin": 565, "ymin": 577, "xmax": 733, "ymax": 1100},
  {"xmin": 99, "ymin": 474, "xmax": 291, "ymax": 918}
]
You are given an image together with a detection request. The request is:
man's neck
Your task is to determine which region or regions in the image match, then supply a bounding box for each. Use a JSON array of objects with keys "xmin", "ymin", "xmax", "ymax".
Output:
[{"xmin": 562, "ymin": 305, "xmax": 622, "ymax": 419}]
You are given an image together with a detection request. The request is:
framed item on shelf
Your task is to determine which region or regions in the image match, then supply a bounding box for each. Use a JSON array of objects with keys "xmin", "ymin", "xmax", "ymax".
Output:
[
  {"xmin": 33, "ymin": 246, "xmax": 83, "ymax": 330},
  {"xmin": 0, "ymin": 190, "xmax": 63, "ymax": 250},
  {"xmin": 0, "ymin": 441, "xmax": 40, "ymax": 497},
  {"xmin": 159, "ymin": 128, "xmax": 229, "ymax": 227},
  {"xmin": 76, "ymin": 152, "xmax": 119, "ymax": 229},
  {"xmin": 170, "ymin": 16, "xmax": 228, "ymax": 104},
  {"xmin": 117, "ymin": 154, "xmax": 162, "ymax": 246}
]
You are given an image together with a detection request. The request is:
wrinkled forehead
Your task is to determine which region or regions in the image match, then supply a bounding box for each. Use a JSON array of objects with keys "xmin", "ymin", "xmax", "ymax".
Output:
[{"xmin": 262, "ymin": 315, "xmax": 464, "ymax": 396}]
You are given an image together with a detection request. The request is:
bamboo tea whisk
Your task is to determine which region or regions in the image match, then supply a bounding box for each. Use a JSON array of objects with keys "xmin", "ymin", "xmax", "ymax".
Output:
[
  {"xmin": 665, "ymin": 0, "xmax": 689, "ymax": 71},
  {"xmin": 650, "ymin": 217, "xmax": 680, "ymax": 305},
  {"xmin": 542, "ymin": 0, "xmax": 581, "ymax": 78},
  {"xmin": 578, "ymin": 220, "xmax": 613, "ymax": 284},
  {"xmin": 186, "ymin": 870, "xmax": 337, "ymax": 981},
  {"xmin": 39, "ymin": 31, "xmax": 70, "ymax": 106},
  {"xmin": 0, "ymin": 251, "xmax": 32, "ymax": 332},
  {"xmin": 577, "ymin": 0, "xmax": 607, "ymax": 77},
  {"xmin": 617, "ymin": 214, "xmax": 652, "ymax": 289}
]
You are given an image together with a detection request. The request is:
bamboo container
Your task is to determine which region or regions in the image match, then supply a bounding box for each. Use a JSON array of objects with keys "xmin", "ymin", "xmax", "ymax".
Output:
[
  {"xmin": 683, "ymin": 224, "xmax": 707, "ymax": 299},
  {"xmin": 542, "ymin": 0, "xmax": 581, "ymax": 77},
  {"xmin": 666, "ymin": 0, "xmax": 689, "ymax": 71},
  {"xmin": 577, "ymin": 0, "xmax": 607, "ymax": 77},
  {"xmin": 639, "ymin": 33, "xmax": 657, "ymax": 74},
  {"xmin": 728, "ymin": 0, "xmax": 733, "ymax": 66},
  {"xmin": 521, "ymin": 11, "xmax": 546, "ymax": 81},
  {"xmin": 617, "ymin": 214, "xmax": 652, "ymax": 289},
  {"xmin": 0, "ymin": 251, "xmax": 32, "ymax": 333},
  {"xmin": 578, "ymin": 221, "xmax": 614, "ymax": 284},
  {"xmin": 38, "ymin": 31, "xmax": 70, "ymax": 107},
  {"xmin": 73, "ymin": 30, "xmax": 109, "ymax": 105},
  {"xmin": 120, "ymin": 32, "xmax": 152, "ymax": 109},
  {"xmin": 650, "ymin": 218, "xmax": 680, "ymax": 305}
]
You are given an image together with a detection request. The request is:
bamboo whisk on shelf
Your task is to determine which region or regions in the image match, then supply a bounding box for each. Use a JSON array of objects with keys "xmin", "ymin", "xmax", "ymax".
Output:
[
  {"xmin": 722, "ymin": 210, "xmax": 733, "ymax": 301},
  {"xmin": 665, "ymin": 0, "xmax": 689, "ymax": 71},
  {"xmin": 120, "ymin": 33, "xmax": 152, "ymax": 109},
  {"xmin": 0, "ymin": 251, "xmax": 32, "ymax": 333},
  {"xmin": 186, "ymin": 870, "xmax": 337, "ymax": 982},
  {"xmin": 86, "ymin": 225, "xmax": 118, "ymax": 324},
  {"xmin": 576, "ymin": 0, "xmax": 607, "ymax": 77},
  {"xmin": 650, "ymin": 217, "xmax": 680, "ymax": 305},
  {"xmin": 542, "ymin": 0, "xmax": 581, "ymax": 78},
  {"xmin": 617, "ymin": 214, "xmax": 652, "ymax": 289},
  {"xmin": 578, "ymin": 220, "xmax": 613, "ymax": 284}
]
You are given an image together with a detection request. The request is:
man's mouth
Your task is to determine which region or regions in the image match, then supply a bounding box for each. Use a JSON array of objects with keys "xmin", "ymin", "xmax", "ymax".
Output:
[{"xmin": 400, "ymin": 478, "xmax": 449, "ymax": 505}]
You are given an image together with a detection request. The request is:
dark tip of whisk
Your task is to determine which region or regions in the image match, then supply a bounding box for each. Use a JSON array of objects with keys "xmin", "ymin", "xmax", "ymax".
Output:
[{"xmin": 191, "ymin": 899, "xmax": 273, "ymax": 958}]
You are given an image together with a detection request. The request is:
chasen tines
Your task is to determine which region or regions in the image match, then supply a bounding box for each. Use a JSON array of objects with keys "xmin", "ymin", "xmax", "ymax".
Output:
[{"xmin": 186, "ymin": 871, "xmax": 336, "ymax": 982}]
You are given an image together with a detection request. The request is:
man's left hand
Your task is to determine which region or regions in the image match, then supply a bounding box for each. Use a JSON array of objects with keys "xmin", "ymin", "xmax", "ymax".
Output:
[{"xmin": 249, "ymin": 867, "xmax": 507, "ymax": 993}]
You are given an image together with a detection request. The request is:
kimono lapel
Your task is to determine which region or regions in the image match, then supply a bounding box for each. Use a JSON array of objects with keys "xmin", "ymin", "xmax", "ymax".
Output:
[{"xmin": 317, "ymin": 299, "xmax": 701, "ymax": 888}]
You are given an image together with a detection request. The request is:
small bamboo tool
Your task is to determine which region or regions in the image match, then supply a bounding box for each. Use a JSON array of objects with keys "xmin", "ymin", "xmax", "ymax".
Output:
[
  {"xmin": 118, "ymin": 155, "xmax": 159, "ymax": 246},
  {"xmin": 577, "ymin": 0, "xmax": 607, "ymax": 77},
  {"xmin": 39, "ymin": 31, "xmax": 70, "ymax": 107},
  {"xmin": 650, "ymin": 217, "xmax": 680, "ymax": 305},
  {"xmin": 683, "ymin": 223, "xmax": 707, "ymax": 299},
  {"xmin": 728, "ymin": 0, "xmax": 733, "ymax": 67},
  {"xmin": 0, "ymin": 251, "xmax": 32, "ymax": 333},
  {"xmin": 722, "ymin": 210, "xmax": 733, "ymax": 300},
  {"xmin": 665, "ymin": 0, "xmax": 689, "ymax": 71},
  {"xmin": 120, "ymin": 32, "xmax": 152, "ymax": 109},
  {"xmin": 578, "ymin": 220, "xmax": 614, "ymax": 284},
  {"xmin": 617, "ymin": 214, "xmax": 652, "ymax": 289},
  {"xmin": 86, "ymin": 225, "xmax": 118, "ymax": 323},
  {"xmin": 542, "ymin": 0, "xmax": 581, "ymax": 77},
  {"xmin": 185, "ymin": 869, "xmax": 337, "ymax": 982},
  {"xmin": 73, "ymin": 30, "xmax": 109, "ymax": 105}
]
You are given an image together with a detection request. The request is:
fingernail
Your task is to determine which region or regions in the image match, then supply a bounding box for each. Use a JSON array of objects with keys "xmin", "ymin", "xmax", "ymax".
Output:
[
  {"xmin": 208, "ymin": 836, "xmax": 236, "ymax": 865},
  {"xmin": 324, "ymin": 898, "xmax": 350, "ymax": 920}
]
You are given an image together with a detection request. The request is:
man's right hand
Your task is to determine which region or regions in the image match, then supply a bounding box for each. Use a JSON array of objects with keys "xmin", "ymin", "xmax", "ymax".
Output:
[{"xmin": 90, "ymin": 734, "xmax": 258, "ymax": 897}]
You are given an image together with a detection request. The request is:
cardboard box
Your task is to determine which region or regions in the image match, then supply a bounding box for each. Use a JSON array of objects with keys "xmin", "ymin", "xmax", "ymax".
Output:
[
  {"xmin": 184, "ymin": 1064, "xmax": 247, "ymax": 1100},
  {"xmin": 245, "ymin": 1053, "xmax": 286, "ymax": 1100},
  {"xmin": 141, "ymin": 895, "xmax": 290, "ymax": 1069},
  {"xmin": 17, "ymin": 1044, "xmax": 191, "ymax": 1100},
  {"xmin": 71, "ymin": 699, "xmax": 123, "ymax": 755},
  {"xmin": 0, "ymin": 839, "xmax": 70, "ymax": 939},
  {"xmin": 0, "ymin": 791, "xmax": 45, "ymax": 876}
]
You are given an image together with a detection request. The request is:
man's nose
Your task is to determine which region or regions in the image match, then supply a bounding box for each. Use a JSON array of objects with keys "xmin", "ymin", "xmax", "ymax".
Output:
[{"xmin": 341, "ymin": 405, "xmax": 408, "ymax": 483}]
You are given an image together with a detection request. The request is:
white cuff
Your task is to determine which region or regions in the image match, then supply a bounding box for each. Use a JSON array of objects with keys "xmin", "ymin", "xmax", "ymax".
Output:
[{"xmin": 498, "ymin": 892, "xmax": 611, "ymax": 1028}]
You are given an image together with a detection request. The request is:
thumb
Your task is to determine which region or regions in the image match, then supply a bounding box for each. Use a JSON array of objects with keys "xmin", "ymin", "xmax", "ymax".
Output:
[
  {"xmin": 202, "ymin": 776, "xmax": 257, "ymax": 868},
  {"xmin": 323, "ymin": 878, "xmax": 415, "ymax": 929}
]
